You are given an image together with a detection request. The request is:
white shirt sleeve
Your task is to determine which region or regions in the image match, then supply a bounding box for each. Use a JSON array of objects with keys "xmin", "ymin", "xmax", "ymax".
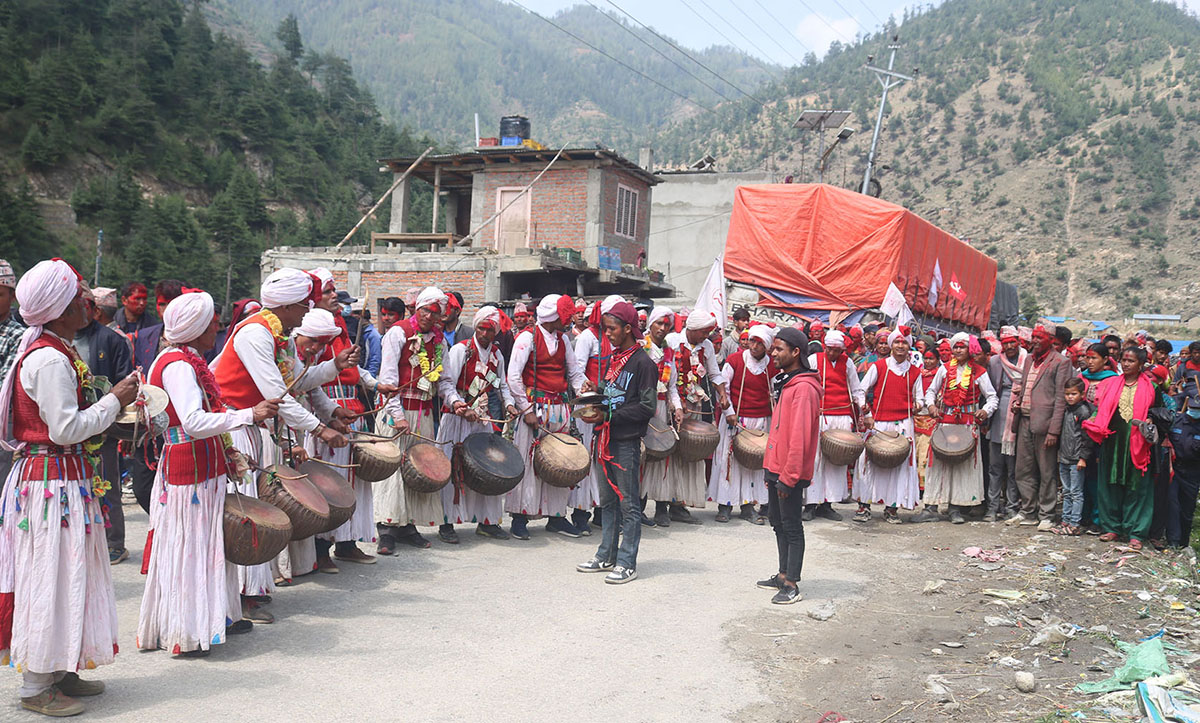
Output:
[
  {"xmin": 927, "ymin": 366, "xmax": 948, "ymax": 407},
  {"xmin": 379, "ymin": 325, "xmax": 408, "ymax": 419},
  {"xmin": 859, "ymin": 363, "xmax": 878, "ymax": 403},
  {"xmin": 161, "ymin": 360, "xmax": 254, "ymax": 439},
  {"xmin": 562, "ymin": 328, "xmax": 586, "ymax": 393},
  {"xmin": 307, "ymin": 387, "xmax": 339, "ymax": 422},
  {"xmin": 21, "ymin": 347, "xmax": 121, "ymax": 446},
  {"xmin": 720, "ymin": 362, "xmax": 734, "ymax": 387},
  {"xmin": 977, "ymin": 371, "xmax": 999, "ymax": 417},
  {"xmin": 667, "ymin": 359, "xmax": 682, "ymax": 408},
  {"xmin": 701, "ymin": 340, "xmax": 722, "ymax": 383},
  {"xmin": 438, "ymin": 342, "xmax": 467, "ymax": 407},
  {"xmin": 495, "ymin": 349, "xmax": 515, "ymax": 407},
  {"xmin": 506, "ymin": 330, "xmax": 534, "ymax": 407},
  {"xmin": 231, "ymin": 323, "xmax": 320, "ymax": 432},
  {"xmin": 573, "ymin": 330, "xmax": 595, "ymax": 372},
  {"xmin": 845, "ymin": 358, "xmax": 864, "ymax": 407}
]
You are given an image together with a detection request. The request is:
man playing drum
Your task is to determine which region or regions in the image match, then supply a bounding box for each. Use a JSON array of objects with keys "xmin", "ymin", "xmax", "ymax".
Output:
[
  {"xmin": 661, "ymin": 310, "xmax": 729, "ymax": 526},
  {"xmin": 212, "ymin": 268, "xmax": 351, "ymax": 623},
  {"xmin": 138, "ymin": 291, "xmax": 279, "ymax": 656},
  {"xmin": 917, "ymin": 333, "xmax": 998, "ymax": 524},
  {"xmin": 855, "ymin": 329, "xmax": 923, "ymax": 524},
  {"xmin": 436, "ymin": 306, "xmax": 518, "ymax": 540},
  {"xmin": 638, "ymin": 306, "xmax": 681, "ymax": 527},
  {"xmin": 505, "ymin": 293, "xmax": 592, "ymax": 540},
  {"xmin": 709, "ymin": 324, "xmax": 776, "ymax": 523},
  {"xmin": 806, "ymin": 329, "xmax": 862, "ymax": 522},
  {"xmin": 571, "ymin": 295, "xmax": 624, "ymax": 534},
  {"xmin": 0, "ymin": 259, "xmax": 138, "ymax": 716},
  {"xmin": 375, "ymin": 287, "xmax": 449, "ymax": 553}
]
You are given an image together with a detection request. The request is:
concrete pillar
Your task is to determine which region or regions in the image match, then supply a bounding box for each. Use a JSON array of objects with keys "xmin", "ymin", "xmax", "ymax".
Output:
[
  {"xmin": 443, "ymin": 193, "xmax": 460, "ymax": 236},
  {"xmin": 389, "ymin": 172, "xmax": 410, "ymax": 234},
  {"xmin": 638, "ymin": 147, "xmax": 654, "ymax": 172}
]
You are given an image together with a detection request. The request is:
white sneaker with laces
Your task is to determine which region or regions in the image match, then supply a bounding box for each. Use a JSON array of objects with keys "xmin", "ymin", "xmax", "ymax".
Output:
[{"xmin": 604, "ymin": 566, "xmax": 638, "ymax": 584}]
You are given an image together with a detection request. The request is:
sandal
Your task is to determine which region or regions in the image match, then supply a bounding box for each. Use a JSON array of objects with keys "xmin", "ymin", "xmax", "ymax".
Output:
[
  {"xmin": 1063, "ymin": 525, "xmax": 1081, "ymax": 536},
  {"xmin": 1049, "ymin": 523, "xmax": 1069, "ymax": 536},
  {"xmin": 1098, "ymin": 532, "xmax": 1119, "ymax": 542},
  {"xmin": 1129, "ymin": 538, "xmax": 1143, "ymax": 551}
]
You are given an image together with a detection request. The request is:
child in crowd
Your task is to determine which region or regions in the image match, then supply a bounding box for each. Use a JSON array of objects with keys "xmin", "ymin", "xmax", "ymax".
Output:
[{"xmin": 1054, "ymin": 377, "xmax": 1093, "ymax": 535}]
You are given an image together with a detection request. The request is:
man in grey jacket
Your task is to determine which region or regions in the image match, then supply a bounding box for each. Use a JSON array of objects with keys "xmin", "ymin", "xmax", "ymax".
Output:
[
  {"xmin": 1007, "ymin": 325, "xmax": 1073, "ymax": 530},
  {"xmin": 985, "ymin": 327, "xmax": 1025, "ymax": 521}
]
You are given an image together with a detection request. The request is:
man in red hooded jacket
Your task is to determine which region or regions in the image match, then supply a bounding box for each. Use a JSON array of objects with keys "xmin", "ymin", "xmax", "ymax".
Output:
[{"xmin": 758, "ymin": 327, "xmax": 822, "ymax": 605}]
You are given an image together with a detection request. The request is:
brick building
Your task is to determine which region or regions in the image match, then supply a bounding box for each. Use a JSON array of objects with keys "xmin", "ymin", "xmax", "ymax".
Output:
[{"xmin": 262, "ymin": 146, "xmax": 672, "ymax": 314}]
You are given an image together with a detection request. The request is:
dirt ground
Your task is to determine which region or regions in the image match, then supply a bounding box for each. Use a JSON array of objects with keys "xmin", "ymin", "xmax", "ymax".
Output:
[{"xmin": 730, "ymin": 505, "xmax": 1200, "ymax": 723}]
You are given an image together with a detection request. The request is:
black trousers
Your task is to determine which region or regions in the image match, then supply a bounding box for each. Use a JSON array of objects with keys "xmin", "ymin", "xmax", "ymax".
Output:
[
  {"xmin": 128, "ymin": 444, "xmax": 158, "ymax": 514},
  {"xmin": 1167, "ymin": 467, "xmax": 1200, "ymax": 548},
  {"xmin": 766, "ymin": 475, "xmax": 806, "ymax": 582}
]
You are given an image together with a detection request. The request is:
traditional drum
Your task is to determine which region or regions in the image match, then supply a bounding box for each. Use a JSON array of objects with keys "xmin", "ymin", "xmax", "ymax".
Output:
[
  {"xmin": 454, "ymin": 433, "xmax": 525, "ymax": 496},
  {"xmin": 732, "ymin": 428, "xmax": 768, "ymax": 469},
  {"xmin": 644, "ymin": 421, "xmax": 677, "ymax": 460},
  {"xmin": 352, "ymin": 439, "xmax": 404, "ymax": 482},
  {"xmin": 257, "ymin": 464, "xmax": 330, "ymax": 540},
  {"xmin": 865, "ymin": 430, "xmax": 911, "ymax": 469},
  {"xmin": 533, "ymin": 432, "xmax": 590, "ymax": 488},
  {"xmin": 400, "ymin": 442, "xmax": 452, "ymax": 493},
  {"xmin": 223, "ymin": 492, "xmax": 292, "ymax": 566},
  {"xmin": 299, "ymin": 461, "xmax": 357, "ymax": 532},
  {"xmin": 109, "ymin": 384, "xmax": 170, "ymax": 444},
  {"xmin": 931, "ymin": 423, "xmax": 977, "ymax": 464},
  {"xmin": 820, "ymin": 428, "xmax": 866, "ymax": 467},
  {"xmin": 675, "ymin": 418, "xmax": 720, "ymax": 462}
]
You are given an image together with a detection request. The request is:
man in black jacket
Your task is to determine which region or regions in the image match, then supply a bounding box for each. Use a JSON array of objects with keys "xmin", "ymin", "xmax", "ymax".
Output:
[
  {"xmin": 1167, "ymin": 396, "xmax": 1200, "ymax": 548},
  {"xmin": 77, "ymin": 288, "xmax": 135, "ymax": 563},
  {"xmin": 577, "ymin": 301, "xmax": 657, "ymax": 584}
]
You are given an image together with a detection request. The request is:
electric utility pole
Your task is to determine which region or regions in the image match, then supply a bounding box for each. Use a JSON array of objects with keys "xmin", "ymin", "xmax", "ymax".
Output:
[{"xmin": 861, "ymin": 38, "xmax": 914, "ymax": 196}]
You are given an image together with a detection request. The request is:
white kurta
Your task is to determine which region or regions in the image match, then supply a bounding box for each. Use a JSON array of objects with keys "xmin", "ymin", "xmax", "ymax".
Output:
[
  {"xmin": 504, "ymin": 325, "xmax": 585, "ymax": 518},
  {"xmin": 807, "ymin": 352, "xmax": 865, "ymax": 505},
  {"xmin": 663, "ymin": 333, "xmax": 723, "ymax": 508},
  {"xmin": 309, "ymin": 364, "xmax": 380, "ymax": 544},
  {"xmin": 0, "ymin": 337, "xmax": 121, "ymax": 674},
  {"xmin": 640, "ymin": 339, "xmax": 681, "ymax": 502},
  {"xmin": 137, "ymin": 350, "xmax": 253, "ymax": 653},
  {"xmin": 923, "ymin": 365, "xmax": 999, "ymax": 507},
  {"xmin": 856, "ymin": 357, "xmax": 927, "ymax": 509},
  {"xmin": 569, "ymin": 329, "xmax": 602, "ymax": 511},
  {"xmin": 707, "ymin": 354, "xmax": 771, "ymax": 507}
]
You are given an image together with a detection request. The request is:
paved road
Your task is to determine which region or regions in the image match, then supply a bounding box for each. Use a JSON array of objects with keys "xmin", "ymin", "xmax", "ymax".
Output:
[{"xmin": 0, "ymin": 504, "xmax": 870, "ymax": 722}]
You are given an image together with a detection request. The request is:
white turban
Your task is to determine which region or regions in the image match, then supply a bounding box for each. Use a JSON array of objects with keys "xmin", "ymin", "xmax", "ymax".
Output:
[
  {"xmin": 473, "ymin": 305, "xmax": 500, "ymax": 329},
  {"xmin": 163, "ymin": 291, "xmax": 215, "ymax": 345},
  {"xmin": 647, "ymin": 306, "xmax": 674, "ymax": 328},
  {"xmin": 685, "ymin": 310, "xmax": 717, "ymax": 331},
  {"xmin": 262, "ymin": 268, "xmax": 315, "ymax": 308},
  {"xmin": 888, "ymin": 329, "xmax": 911, "ymax": 347},
  {"xmin": 584, "ymin": 302, "xmax": 595, "ymax": 317},
  {"xmin": 16, "ymin": 259, "xmax": 81, "ymax": 327},
  {"xmin": 537, "ymin": 294, "xmax": 562, "ymax": 323},
  {"xmin": 293, "ymin": 308, "xmax": 340, "ymax": 340},
  {"xmin": 312, "ymin": 267, "xmax": 335, "ymax": 291},
  {"xmin": 823, "ymin": 329, "xmax": 846, "ymax": 348},
  {"xmin": 747, "ymin": 324, "xmax": 775, "ymax": 346},
  {"xmin": 415, "ymin": 286, "xmax": 446, "ymax": 312},
  {"xmin": 950, "ymin": 331, "xmax": 971, "ymax": 347},
  {"xmin": 600, "ymin": 294, "xmax": 624, "ymax": 314}
]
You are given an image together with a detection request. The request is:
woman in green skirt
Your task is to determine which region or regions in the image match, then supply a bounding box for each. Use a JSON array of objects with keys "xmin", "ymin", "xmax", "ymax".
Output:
[{"xmin": 1083, "ymin": 347, "xmax": 1163, "ymax": 550}]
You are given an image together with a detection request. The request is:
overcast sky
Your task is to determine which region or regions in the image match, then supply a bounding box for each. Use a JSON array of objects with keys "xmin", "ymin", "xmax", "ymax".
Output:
[{"xmin": 512, "ymin": 0, "xmax": 1198, "ymax": 66}]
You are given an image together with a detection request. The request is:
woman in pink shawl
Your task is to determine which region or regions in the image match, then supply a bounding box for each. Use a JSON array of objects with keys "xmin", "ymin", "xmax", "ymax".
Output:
[{"xmin": 1082, "ymin": 347, "xmax": 1164, "ymax": 549}]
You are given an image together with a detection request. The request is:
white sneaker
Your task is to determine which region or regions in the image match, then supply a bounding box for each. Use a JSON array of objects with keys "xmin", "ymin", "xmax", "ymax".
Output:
[
  {"xmin": 604, "ymin": 566, "xmax": 638, "ymax": 584},
  {"xmin": 1019, "ymin": 516, "xmax": 1040, "ymax": 526},
  {"xmin": 1036, "ymin": 519, "xmax": 1055, "ymax": 531},
  {"xmin": 1004, "ymin": 513, "xmax": 1025, "ymax": 526}
]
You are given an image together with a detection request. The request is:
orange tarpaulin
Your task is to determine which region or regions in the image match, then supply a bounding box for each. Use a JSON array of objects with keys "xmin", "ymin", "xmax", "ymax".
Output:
[{"xmin": 723, "ymin": 184, "xmax": 997, "ymax": 329}]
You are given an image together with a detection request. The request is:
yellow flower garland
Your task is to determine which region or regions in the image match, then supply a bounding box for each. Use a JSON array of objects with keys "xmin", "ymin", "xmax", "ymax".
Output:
[
  {"xmin": 258, "ymin": 309, "xmax": 295, "ymax": 387},
  {"xmin": 947, "ymin": 359, "xmax": 972, "ymax": 391}
]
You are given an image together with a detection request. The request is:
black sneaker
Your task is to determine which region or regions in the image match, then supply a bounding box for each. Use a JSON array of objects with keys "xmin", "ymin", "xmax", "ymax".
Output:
[
  {"xmin": 510, "ymin": 516, "xmax": 530, "ymax": 540},
  {"xmin": 771, "ymin": 585, "xmax": 801, "ymax": 605},
  {"xmin": 883, "ymin": 508, "xmax": 902, "ymax": 524},
  {"xmin": 910, "ymin": 506, "xmax": 941, "ymax": 523},
  {"xmin": 653, "ymin": 508, "xmax": 671, "ymax": 527},
  {"xmin": 546, "ymin": 517, "xmax": 582, "ymax": 538},
  {"xmin": 948, "ymin": 509, "xmax": 966, "ymax": 525},
  {"xmin": 376, "ymin": 531, "xmax": 397, "ymax": 556},
  {"xmin": 756, "ymin": 574, "xmax": 784, "ymax": 590},
  {"xmin": 576, "ymin": 557, "xmax": 615, "ymax": 573},
  {"xmin": 571, "ymin": 510, "xmax": 593, "ymax": 536},
  {"xmin": 815, "ymin": 504, "xmax": 844, "ymax": 522},
  {"xmin": 226, "ymin": 619, "xmax": 253, "ymax": 635},
  {"xmin": 476, "ymin": 523, "xmax": 510, "ymax": 540},
  {"xmin": 640, "ymin": 511, "xmax": 657, "ymax": 527},
  {"xmin": 801, "ymin": 506, "xmax": 816, "ymax": 522},
  {"xmin": 604, "ymin": 566, "xmax": 638, "ymax": 584}
]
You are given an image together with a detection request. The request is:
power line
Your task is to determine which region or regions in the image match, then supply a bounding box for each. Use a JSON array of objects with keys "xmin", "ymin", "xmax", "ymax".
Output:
[
  {"xmin": 694, "ymin": 0, "xmax": 787, "ymax": 69},
  {"xmin": 826, "ymin": 0, "xmax": 869, "ymax": 36},
  {"xmin": 584, "ymin": 0, "xmax": 736, "ymax": 105},
  {"xmin": 855, "ymin": 0, "xmax": 886, "ymax": 26},
  {"xmin": 507, "ymin": 0, "xmax": 717, "ymax": 115},
  {"xmin": 602, "ymin": 0, "xmax": 768, "ymax": 107},
  {"xmin": 676, "ymin": 0, "xmax": 782, "ymax": 80},
  {"xmin": 794, "ymin": 0, "xmax": 856, "ymax": 45},
  {"xmin": 745, "ymin": 0, "xmax": 811, "ymax": 63}
]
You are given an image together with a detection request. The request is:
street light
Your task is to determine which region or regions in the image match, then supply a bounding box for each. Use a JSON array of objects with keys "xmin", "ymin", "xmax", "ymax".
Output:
[
  {"xmin": 794, "ymin": 110, "xmax": 852, "ymax": 184},
  {"xmin": 819, "ymin": 127, "xmax": 855, "ymax": 181}
]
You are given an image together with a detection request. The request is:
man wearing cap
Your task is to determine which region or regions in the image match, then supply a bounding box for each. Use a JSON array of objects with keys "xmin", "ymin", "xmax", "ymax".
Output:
[
  {"xmin": 505, "ymin": 293, "xmax": 593, "ymax": 539},
  {"xmin": 662, "ymin": 310, "xmax": 730, "ymax": 524},
  {"xmin": 0, "ymin": 259, "xmax": 139, "ymax": 716},
  {"xmin": 137, "ymin": 290, "xmax": 279, "ymax": 656},
  {"xmin": 806, "ymin": 329, "xmax": 862, "ymax": 522},
  {"xmin": 1007, "ymin": 324, "xmax": 1072, "ymax": 530},
  {"xmin": 437, "ymin": 306, "xmax": 520, "ymax": 541},
  {"xmin": 571, "ymin": 295, "xmax": 625, "ymax": 533},
  {"xmin": 89, "ymin": 287, "xmax": 119, "ymax": 328},
  {"xmin": 918, "ymin": 333, "xmax": 998, "ymax": 524},
  {"xmin": 212, "ymin": 267, "xmax": 351, "ymax": 620},
  {"xmin": 855, "ymin": 329, "xmax": 923, "ymax": 523},
  {"xmin": 576, "ymin": 301, "xmax": 657, "ymax": 584},
  {"xmin": 710, "ymin": 323, "xmax": 776, "ymax": 523},
  {"xmin": 74, "ymin": 285, "xmax": 135, "ymax": 564},
  {"xmin": 986, "ymin": 326, "xmax": 1026, "ymax": 521},
  {"xmin": 638, "ymin": 306, "xmax": 682, "ymax": 528}
]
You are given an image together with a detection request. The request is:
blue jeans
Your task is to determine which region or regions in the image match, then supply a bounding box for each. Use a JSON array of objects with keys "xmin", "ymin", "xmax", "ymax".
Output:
[
  {"xmin": 1059, "ymin": 462, "xmax": 1085, "ymax": 526},
  {"xmin": 595, "ymin": 438, "xmax": 642, "ymax": 570}
]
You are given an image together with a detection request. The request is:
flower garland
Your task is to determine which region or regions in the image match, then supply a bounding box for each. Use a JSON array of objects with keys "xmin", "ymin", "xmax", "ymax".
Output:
[
  {"xmin": 946, "ymin": 358, "xmax": 972, "ymax": 391},
  {"xmin": 258, "ymin": 309, "xmax": 294, "ymax": 387},
  {"xmin": 643, "ymin": 335, "xmax": 672, "ymax": 389}
]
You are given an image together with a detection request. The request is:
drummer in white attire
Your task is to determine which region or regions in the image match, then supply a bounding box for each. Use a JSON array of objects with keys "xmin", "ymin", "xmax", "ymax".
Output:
[
  {"xmin": 806, "ymin": 329, "xmax": 862, "ymax": 522},
  {"xmin": 916, "ymin": 333, "xmax": 998, "ymax": 524},
  {"xmin": 138, "ymin": 291, "xmax": 278, "ymax": 655},
  {"xmin": 709, "ymin": 324, "xmax": 776, "ymax": 523},
  {"xmin": 211, "ymin": 268, "xmax": 351, "ymax": 622},
  {"xmin": 571, "ymin": 294, "xmax": 624, "ymax": 534},
  {"xmin": 435, "ymin": 305, "xmax": 518, "ymax": 540},
  {"xmin": 854, "ymin": 328, "xmax": 924, "ymax": 524},
  {"xmin": 639, "ymin": 306, "xmax": 682, "ymax": 526}
]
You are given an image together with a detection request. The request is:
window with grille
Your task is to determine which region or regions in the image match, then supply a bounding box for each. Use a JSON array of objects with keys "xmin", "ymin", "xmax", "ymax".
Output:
[{"xmin": 615, "ymin": 184, "xmax": 638, "ymax": 239}]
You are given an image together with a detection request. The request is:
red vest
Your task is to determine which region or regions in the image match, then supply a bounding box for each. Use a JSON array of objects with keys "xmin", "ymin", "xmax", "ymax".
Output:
[
  {"xmin": 212, "ymin": 313, "xmax": 276, "ymax": 409},
  {"xmin": 521, "ymin": 327, "xmax": 568, "ymax": 396},
  {"xmin": 12, "ymin": 334, "xmax": 94, "ymax": 481},
  {"xmin": 393, "ymin": 317, "xmax": 443, "ymax": 410},
  {"xmin": 319, "ymin": 321, "xmax": 365, "ymax": 415},
  {"xmin": 675, "ymin": 340, "xmax": 708, "ymax": 392},
  {"xmin": 870, "ymin": 358, "xmax": 920, "ymax": 422},
  {"xmin": 726, "ymin": 349, "xmax": 774, "ymax": 418},
  {"xmin": 815, "ymin": 352, "xmax": 853, "ymax": 416},
  {"xmin": 149, "ymin": 349, "xmax": 224, "ymax": 485},
  {"xmin": 445, "ymin": 337, "xmax": 500, "ymax": 412},
  {"xmin": 938, "ymin": 361, "xmax": 986, "ymax": 424}
]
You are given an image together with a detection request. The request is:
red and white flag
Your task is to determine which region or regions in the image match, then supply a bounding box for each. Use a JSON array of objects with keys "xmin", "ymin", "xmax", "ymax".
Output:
[
  {"xmin": 694, "ymin": 255, "xmax": 728, "ymax": 330},
  {"xmin": 928, "ymin": 259, "xmax": 943, "ymax": 308},
  {"xmin": 947, "ymin": 271, "xmax": 967, "ymax": 302}
]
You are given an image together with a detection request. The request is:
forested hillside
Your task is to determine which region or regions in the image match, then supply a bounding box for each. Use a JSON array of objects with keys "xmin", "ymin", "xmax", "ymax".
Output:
[
  {"xmin": 0, "ymin": 0, "xmax": 437, "ymax": 301},
  {"xmin": 212, "ymin": 0, "xmax": 776, "ymax": 150},
  {"xmin": 654, "ymin": 0, "xmax": 1200, "ymax": 319}
]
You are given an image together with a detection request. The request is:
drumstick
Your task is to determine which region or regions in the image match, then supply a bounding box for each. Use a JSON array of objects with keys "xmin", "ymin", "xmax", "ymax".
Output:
[
  {"xmin": 347, "ymin": 429, "xmax": 404, "ymax": 442},
  {"xmin": 281, "ymin": 361, "xmax": 312, "ymax": 397},
  {"xmin": 400, "ymin": 430, "xmax": 440, "ymax": 444},
  {"xmin": 307, "ymin": 457, "xmax": 359, "ymax": 470}
]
